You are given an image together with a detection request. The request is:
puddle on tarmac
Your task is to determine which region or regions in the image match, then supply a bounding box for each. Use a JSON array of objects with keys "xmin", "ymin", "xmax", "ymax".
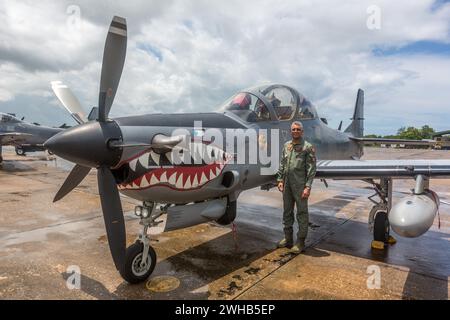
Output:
[{"xmin": 146, "ymin": 276, "xmax": 181, "ymax": 293}]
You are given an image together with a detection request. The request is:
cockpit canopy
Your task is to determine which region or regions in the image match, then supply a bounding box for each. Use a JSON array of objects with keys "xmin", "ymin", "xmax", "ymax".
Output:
[
  {"xmin": 219, "ymin": 84, "xmax": 318, "ymax": 123},
  {"xmin": 0, "ymin": 113, "xmax": 20, "ymax": 123}
]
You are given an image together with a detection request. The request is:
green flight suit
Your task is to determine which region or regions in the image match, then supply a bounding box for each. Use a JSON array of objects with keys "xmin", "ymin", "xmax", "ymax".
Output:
[{"xmin": 276, "ymin": 139, "xmax": 317, "ymax": 242}]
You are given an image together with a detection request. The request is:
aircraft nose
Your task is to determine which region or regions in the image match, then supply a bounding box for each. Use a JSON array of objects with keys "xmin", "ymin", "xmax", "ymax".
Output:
[{"xmin": 44, "ymin": 121, "xmax": 123, "ymax": 168}]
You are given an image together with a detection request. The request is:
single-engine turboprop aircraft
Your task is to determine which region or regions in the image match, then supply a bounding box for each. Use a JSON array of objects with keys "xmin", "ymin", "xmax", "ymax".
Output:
[{"xmin": 45, "ymin": 16, "xmax": 450, "ymax": 283}]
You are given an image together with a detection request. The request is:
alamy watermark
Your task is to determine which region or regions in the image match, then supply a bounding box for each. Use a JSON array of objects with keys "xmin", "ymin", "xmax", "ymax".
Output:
[
  {"xmin": 366, "ymin": 265, "xmax": 381, "ymax": 289},
  {"xmin": 66, "ymin": 265, "xmax": 81, "ymax": 290},
  {"xmin": 367, "ymin": 5, "xmax": 381, "ymax": 30},
  {"xmin": 66, "ymin": 5, "xmax": 82, "ymax": 31},
  {"xmin": 169, "ymin": 121, "xmax": 281, "ymax": 175}
]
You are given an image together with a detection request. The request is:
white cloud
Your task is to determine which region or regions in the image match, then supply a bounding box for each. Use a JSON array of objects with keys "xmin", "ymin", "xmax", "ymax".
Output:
[{"xmin": 0, "ymin": 0, "xmax": 449, "ymax": 134}]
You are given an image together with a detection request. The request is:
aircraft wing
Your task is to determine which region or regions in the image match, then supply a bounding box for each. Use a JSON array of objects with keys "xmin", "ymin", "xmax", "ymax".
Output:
[
  {"xmin": 316, "ymin": 159, "xmax": 450, "ymax": 179},
  {"xmin": 0, "ymin": 132, "xmax": 33, "ymax": 145},
  {"xmin": 350, "ymin": 137, "xmax": 435, "ymax": 146}
]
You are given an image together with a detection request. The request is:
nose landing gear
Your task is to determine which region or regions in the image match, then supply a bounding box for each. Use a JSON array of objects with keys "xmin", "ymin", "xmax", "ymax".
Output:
[{"xmin": 120, "ymin": 202, "xmax": 165, "ymax": 284}]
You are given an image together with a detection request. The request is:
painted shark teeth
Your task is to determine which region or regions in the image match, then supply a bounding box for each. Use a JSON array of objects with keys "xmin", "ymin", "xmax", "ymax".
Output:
[
  {"xmin": 123, "ymin": 164, "xmax": 226, "ymax": 190},
  {"xmin": 209, "ymin": 168, "xmax": 217, "ymax": 180},
  {"xmin": 140, "ymin": 176, "xmax": 149, "ymax": 188},
  {"xmin": 138, "ymin": 152, "xmax": 150, "ymax": 168},
  {"xmin": 128, "ymin": 143, "xmax": 229, "ymax": 173},
  {"xmin": 168, "ymin": 172, "xmax": 177, "ymax": 185},
  {"xmin": 176, "ymin": 173, "xmax": 184, "ymax": 189},
  {"xmin": 150, "ymin": 151, "xmax": 160, "ymax": 166},
  {"xmin": 150, "ymin": 174, "xmax": 159, "ymax": 186},
  {"xmin": 129, "ymin": 158, "xmax": 138, "ymax": 171},
  {"xmin": 184, "ymin": 177, "xmax": 192, "ymax": 189},
  {"xmin": 123, "ymin": 142, "xmax": 232, "ymax": 191},
  {"xmin": 192, "ymin": 174, "xmax": 199, "ymax": 188},
  {"xmin": 200, "ymin": 172, "xmax": 208, "ymax": 185}
]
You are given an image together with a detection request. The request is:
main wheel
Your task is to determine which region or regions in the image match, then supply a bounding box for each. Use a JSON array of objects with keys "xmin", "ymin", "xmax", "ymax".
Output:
[
  {"xmin": 15, "ymin": 147, "xmax": 25, "ymax": 156},
  {"xmin": 120, "ymin": 242, "xmax": 157, "ymax": 284},
  {"xmin": 373, "ymin": 211, "xmax": 390, "ymax": 243}
]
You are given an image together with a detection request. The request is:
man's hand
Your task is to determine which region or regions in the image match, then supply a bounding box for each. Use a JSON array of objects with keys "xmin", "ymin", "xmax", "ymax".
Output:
[
  {"xmin": 277, "ymin": 182, "xmax": 284, "ymax": 192},
  {"xmin": 301, "ymin": 187, "xmax": 311, "ymax": 199}
]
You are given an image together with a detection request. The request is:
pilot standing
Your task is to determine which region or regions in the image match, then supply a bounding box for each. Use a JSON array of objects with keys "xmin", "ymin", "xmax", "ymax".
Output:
[{"xmin": 276, "ymin": 121, "xmax": 317, "ymax": 253}]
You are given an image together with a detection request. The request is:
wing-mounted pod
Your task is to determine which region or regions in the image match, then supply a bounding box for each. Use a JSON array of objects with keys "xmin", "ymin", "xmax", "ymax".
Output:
[
  {"xmin": 163, "ymin": 198, "xmax": 228, "ymax": 231},
  {"xmin": 162, "ymin": 196, "xmax": 237, "ymax": 232},
  {"xmin": 389, "ymin": 175, "xmax": 439, "ymax": 237}
]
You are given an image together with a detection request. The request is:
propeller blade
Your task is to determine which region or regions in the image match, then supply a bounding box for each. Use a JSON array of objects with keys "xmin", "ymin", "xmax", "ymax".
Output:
[
  {"xmin": 98, "ymin": 16, "xmax": 127, "ymax": 122},
  {"xmin": 51, "ymin": 81, "xmax": 87, "ymax": 124},
  {"xmin": 97, "ymin": 166, "xmax": 126, "ymax": 271},
  {"xmin": 54, "ymin": 164, "xmax": 91, "ymax": 202}
]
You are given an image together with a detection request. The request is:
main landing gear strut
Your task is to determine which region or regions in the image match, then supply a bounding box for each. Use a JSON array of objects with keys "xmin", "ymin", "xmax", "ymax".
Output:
[
  {"xmin": 120, "ymin": 202, "xmax": 165, "ymax": 284},
  {"xmin": 366, "ymin": 177, "xmax": 397, "ymax": 250}
]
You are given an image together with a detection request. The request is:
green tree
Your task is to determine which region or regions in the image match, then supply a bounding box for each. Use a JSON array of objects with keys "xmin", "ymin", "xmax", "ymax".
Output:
[
  {"xmin": 420, "ymin": 125, "xmax": 435, "ymax": 139},
  {"xmin": 364, "ymin": 134, "xmax": 381, "ymax": 138},
  {"xmin": 397, "ymin": 126, "xmax": 422, "ymax": 140},
  {"xmin": 396, "ymin": 127, "xmax": 406, "ymax": 136}
]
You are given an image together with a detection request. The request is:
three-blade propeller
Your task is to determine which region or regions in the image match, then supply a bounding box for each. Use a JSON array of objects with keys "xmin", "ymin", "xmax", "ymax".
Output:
[{"xmin": 47, "ymin": 16, "xmax": 128, "ymax": 271}]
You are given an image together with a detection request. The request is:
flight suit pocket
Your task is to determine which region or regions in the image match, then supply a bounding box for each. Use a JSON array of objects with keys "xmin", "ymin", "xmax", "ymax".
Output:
[
  {"xmin": 293, "ymin": 151, "xmax": 307, "ymax": 180},
  {"xmin": 295, "ymin": 151, "xmax": 306, "ymax": 159}
]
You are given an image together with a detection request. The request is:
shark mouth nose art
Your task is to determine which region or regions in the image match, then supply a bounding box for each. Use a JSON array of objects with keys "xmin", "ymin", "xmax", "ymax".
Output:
[{"xmin": 118, "ymin": 143, "xmax": 233, "ymax": 191}]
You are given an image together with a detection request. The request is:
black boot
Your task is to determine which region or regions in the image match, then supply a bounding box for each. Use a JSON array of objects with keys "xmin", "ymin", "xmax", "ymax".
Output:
[
  {"xmin": 277, "ymin": 228, "xmax": 293, "ymax": 248},
  {"xmin": 290, "ymin": 238, "xmax": 305, "ymax": 254}
]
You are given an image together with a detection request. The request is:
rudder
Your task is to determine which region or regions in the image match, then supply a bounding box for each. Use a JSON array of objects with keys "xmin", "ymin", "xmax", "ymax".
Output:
[{"xmin": 344, "ymin": 89, "xmax": 364, "ymax": 137}]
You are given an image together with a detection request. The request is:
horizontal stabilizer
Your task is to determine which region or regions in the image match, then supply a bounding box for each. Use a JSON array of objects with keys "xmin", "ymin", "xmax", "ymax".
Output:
[{"xmin": 350, "ymin": 137, "xmax": 435, "ymax": 146}]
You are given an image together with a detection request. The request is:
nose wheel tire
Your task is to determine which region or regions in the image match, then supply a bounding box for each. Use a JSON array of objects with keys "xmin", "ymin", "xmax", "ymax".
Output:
[
  {"xmin": 120, "ymin": 242, "xmax": 157, "ymax": 284},
  {"xmin": 15, "ymin": 147, "xmax": 25, "ymax": 156}
]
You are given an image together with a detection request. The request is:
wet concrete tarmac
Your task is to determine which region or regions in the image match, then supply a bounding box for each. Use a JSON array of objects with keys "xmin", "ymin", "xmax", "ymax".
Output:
[{"xmin": 0, "ymin": 146, "xmax": 449, "ymax": 299}]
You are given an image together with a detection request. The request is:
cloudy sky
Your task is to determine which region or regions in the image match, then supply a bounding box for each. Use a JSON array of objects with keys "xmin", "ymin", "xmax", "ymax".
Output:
[{"xmin": 0, "ymin": 0, "xmax": 449, "ymax": 135}]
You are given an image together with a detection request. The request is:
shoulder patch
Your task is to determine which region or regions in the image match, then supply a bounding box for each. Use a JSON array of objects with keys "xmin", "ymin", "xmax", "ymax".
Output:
[
  {"xmin": 305, "ymin": 142, "xmax": 315, "ymax": 153},
  {"xmin": 285, "ymin": 140, "xmax": 293, "ymax": 152}
]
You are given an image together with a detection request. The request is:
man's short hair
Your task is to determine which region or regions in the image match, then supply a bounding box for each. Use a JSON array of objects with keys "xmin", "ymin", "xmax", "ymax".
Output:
[{"xmin": 291, "ymin": 121, "xmax": 303, "ymax": 129}]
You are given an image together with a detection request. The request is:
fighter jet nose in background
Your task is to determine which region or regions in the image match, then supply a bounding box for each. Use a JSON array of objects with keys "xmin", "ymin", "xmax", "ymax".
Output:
[{"xmin": 44, "ymin": 121, "xmax": 123, "ymax": 168}]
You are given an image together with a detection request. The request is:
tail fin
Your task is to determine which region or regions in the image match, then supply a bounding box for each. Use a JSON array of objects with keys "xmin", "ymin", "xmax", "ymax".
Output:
[{"xmin": 344, "ymin": 89, "xmax": 364, "ymax": 137}]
